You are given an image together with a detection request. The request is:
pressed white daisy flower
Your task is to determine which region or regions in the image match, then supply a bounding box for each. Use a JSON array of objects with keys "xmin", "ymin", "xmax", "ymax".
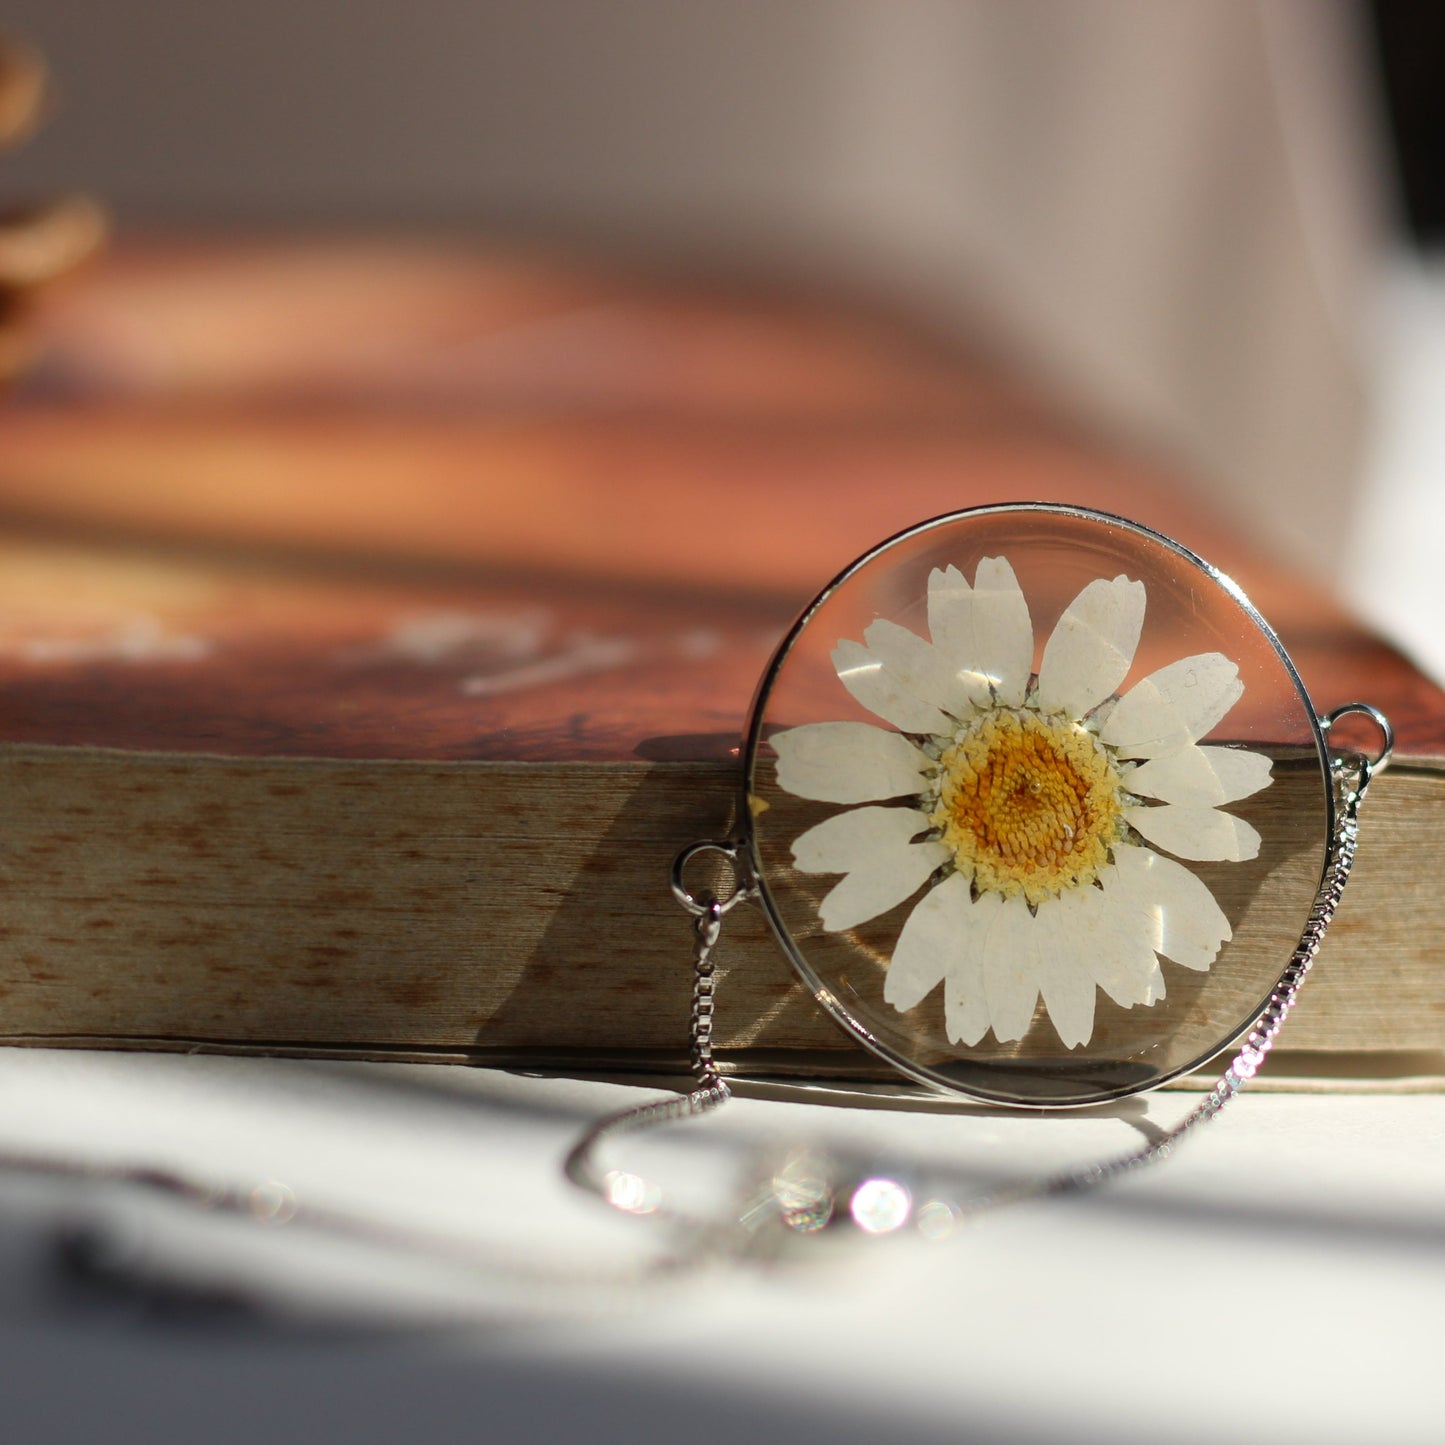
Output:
[{"xmin": 771, "ymin": 557, "xmax": 1273, "ymax": 1050}]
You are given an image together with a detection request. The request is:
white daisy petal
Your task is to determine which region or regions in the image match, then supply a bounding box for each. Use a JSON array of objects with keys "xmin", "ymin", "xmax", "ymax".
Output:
[
  {"xmin": 1124, "ymin": 803, "xmax": 1262, "ymax": 862},
  {"xmin": 791, "ymin": 803, "xmax": 934, "ymax": 871},
  {"xmin": 1031, "ymin": 898, "xmax": 1098, "ymax": 1048},
  {"xmin": 886, "ymin": 874, "xmax": 993, "ymax": 1035},
  {"xmin": 1109, "ymin": 953, "xmax": 1167, "ymax": 1011},
  {"xmin": 1068, "ymin": 877, "xmax": 1167, "ymax": 1008},
  {"xmin": 864, "ymin": 618, "xmax": 979, "ymax": 719},
  {"xmin": 927, "ymin": 557, "xmax": 1033, "ymax": 708},
  {"xmin": 925, "ymin": 566, "xmax": 988, "ymax": 712},
  {"xmin": 925, "ymin": 565, "xmax": 973, "ymax": 663},
  {"xmin": 832, "ymin": 633, "xmax": 953, "ymax": 735},
  {"xmin": 1125, "ymin": 745, "xmax": 1273, "ymax": 807},
  {"xmin": 1035, "ymin": 575, "xmax": 1146, "ymax": 720},
  {"xmin": 887, "ymin": 877, "xmax": 998, "ymax": 1044},
  {"xmin": 1110, "ymin": 843, "xmax": 1231, "ymax": 971},
  {"xmin": 772, "ymin": 722, "xmax": 931, "ymax": 804},
  {"xmin": 1100, "ymin": 653, "xmax": 1244, "ymax": 758},
  {"xmin": 791, "ymin": 806, "xmax": 948, "ymax": 932},
  {"xmin": 818, "ymin": 857, "xmax": 947, "ymax": 933},
  {"xmin": 981, "ymin": 894, "xmax": 1042, "ymax": 1043},
  {"xmin": 944, "ymin": 955, "xmax": 994, "ymax": 1047},
  {"xmin": 884, "ymin": 906, "xmax": 949, "ymax": 1014}
]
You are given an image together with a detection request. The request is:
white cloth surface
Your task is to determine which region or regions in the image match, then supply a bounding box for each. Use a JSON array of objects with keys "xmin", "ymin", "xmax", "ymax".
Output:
[
  {"xmin": 0, "ymin": 1048, "xmax": 1441, "ymax": 1444},
  {"xmin": 1349, "ymin": 250, "xmax": 1445, "ymax": 687}
]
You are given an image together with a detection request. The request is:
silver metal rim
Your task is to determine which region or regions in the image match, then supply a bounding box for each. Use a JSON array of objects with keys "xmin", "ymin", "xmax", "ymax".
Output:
[{"xmin": 739, "ymin": 502, "xmax": 1334, "ymax": 1110}]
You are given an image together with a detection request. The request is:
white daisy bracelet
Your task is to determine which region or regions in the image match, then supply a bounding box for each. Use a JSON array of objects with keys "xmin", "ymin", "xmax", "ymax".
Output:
[{"xmin": 570, "ymin": 503, "xmax": 1393, "ymax": 1233}]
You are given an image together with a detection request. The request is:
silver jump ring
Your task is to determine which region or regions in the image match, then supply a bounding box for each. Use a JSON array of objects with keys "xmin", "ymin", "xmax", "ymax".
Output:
[
  {"xmin": 671, "ymin": 839, "xmax": 753, "ymax": 917},
  {"xmin": 1321, "ymin": 701, "xmax": 1395, "ymax": 794}
]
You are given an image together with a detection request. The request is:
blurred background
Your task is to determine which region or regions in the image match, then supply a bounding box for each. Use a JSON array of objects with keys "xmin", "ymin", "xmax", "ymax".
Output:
[{"xmin": 0, "ymin": 0, "xmax": 1439, "ymax": 674}]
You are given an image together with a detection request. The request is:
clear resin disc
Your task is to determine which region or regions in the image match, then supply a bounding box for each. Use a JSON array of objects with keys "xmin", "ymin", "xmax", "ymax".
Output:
[{"xmin": 743, "ymin": 505, "xmax": 1333, "ymax": 1106}]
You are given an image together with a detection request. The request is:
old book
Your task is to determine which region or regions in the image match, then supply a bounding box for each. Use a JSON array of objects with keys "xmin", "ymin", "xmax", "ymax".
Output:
[{"xmin": 1, "ymin": 238, "xmax": 1441, "ymax": 1082}]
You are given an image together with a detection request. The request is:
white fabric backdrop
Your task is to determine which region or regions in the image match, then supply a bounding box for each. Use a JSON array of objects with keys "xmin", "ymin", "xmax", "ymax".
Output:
[{"xmin": 5, "ymin": 0, "xmax": 1386, "ymax": 576}]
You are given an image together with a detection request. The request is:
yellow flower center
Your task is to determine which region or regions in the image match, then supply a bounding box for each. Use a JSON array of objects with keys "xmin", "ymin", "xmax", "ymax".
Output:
[{"xmin": 930, "ymin": 709, "xmax": 1125, "ymax": 907}]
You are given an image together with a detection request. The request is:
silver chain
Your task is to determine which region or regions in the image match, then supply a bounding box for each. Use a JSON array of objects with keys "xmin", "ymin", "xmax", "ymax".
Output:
[
  {"xmin": 571, "ymin": 705, "xmax": 1393, "ymax": 1238},
  {"xmin": 563, "ymin": 902, "xmax": 733, "ymax": 1201},
  {"xmin": 564, "ymin": 846, "xmax": 753, "ymax": 1221}
]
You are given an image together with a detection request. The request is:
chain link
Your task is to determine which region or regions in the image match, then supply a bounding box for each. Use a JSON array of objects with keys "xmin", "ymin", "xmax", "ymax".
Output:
[
  {"xmin": 689, "ymin": 900, "xmax": 726, "ymax": 1090},
  {"xmin": 562, "ymin": 891, "xmax": 735, "ymax": 1216}
]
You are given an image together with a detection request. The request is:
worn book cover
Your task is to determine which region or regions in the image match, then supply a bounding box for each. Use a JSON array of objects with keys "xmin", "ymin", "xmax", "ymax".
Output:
[{"xmin": 1, "ymin": 239, "xmax": 1441, "ymax": 1080}]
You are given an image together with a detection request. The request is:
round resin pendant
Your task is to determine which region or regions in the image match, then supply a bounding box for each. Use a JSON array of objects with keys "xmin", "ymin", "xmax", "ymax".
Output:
[{"xmin": 742, "ymin": 505, "xmax": 1334, "ymax": 1106}]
